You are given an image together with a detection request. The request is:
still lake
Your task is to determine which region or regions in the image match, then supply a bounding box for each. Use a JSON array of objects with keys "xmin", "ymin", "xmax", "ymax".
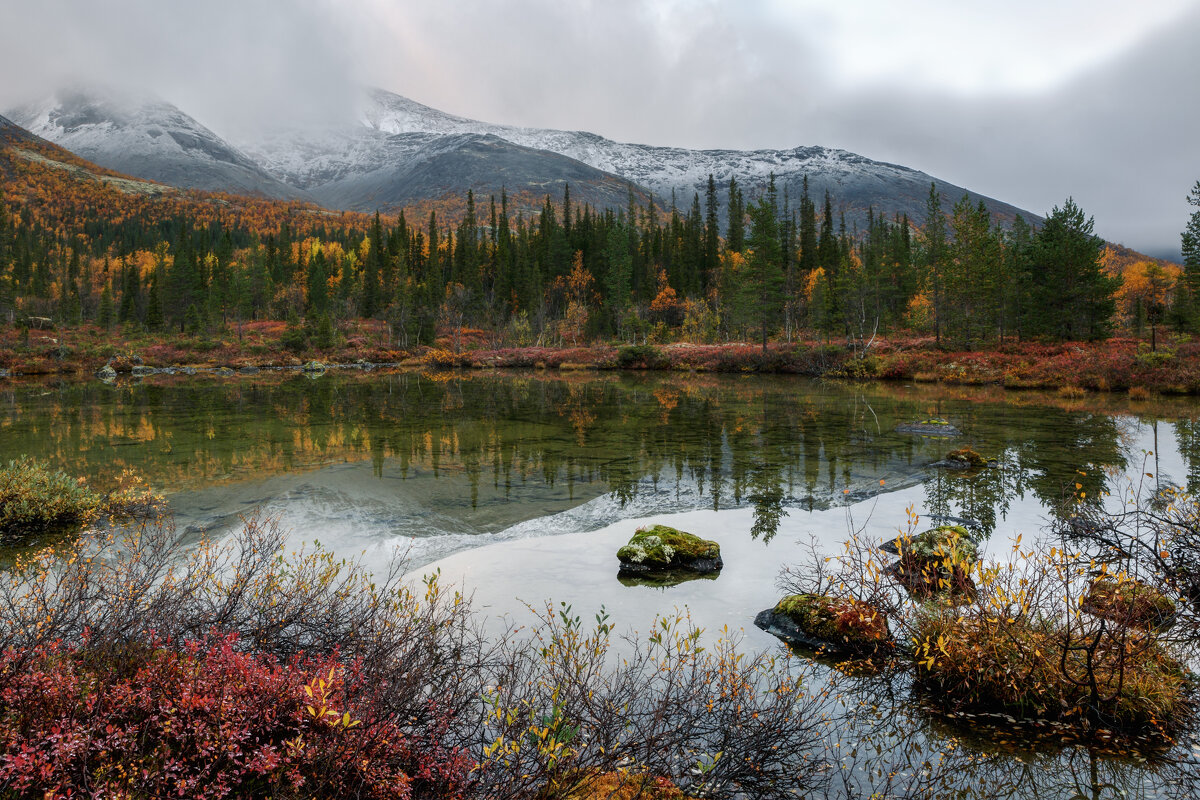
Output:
[{"xmin": 3, "ymin": 369, "xmax": 1200, "ymax": 797}]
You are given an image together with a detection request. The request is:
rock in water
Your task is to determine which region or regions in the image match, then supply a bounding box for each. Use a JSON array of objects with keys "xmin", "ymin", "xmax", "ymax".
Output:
[
  {"xmin": 616, "ymin": 525, "xmax": 722, "ymax": 576},
  {"xmin": 755, "ymin": 594, "xmax": 890, "ymax": 656},
  {"xmin": 896, "ymin": 418, "xmax": 961, "ymax": 437}
]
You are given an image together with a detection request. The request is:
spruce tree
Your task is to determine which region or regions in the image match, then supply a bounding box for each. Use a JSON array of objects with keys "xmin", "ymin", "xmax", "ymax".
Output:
[
  {"xmin": 1027, "ymin": 198, "xmax": 1116, "ymax": 341},
  {"xmin": 1182, "ymin": 180, "xmax": 1200, "ymax": 328},
  {"xmin": 726, "ymin": 177, "xmax": 745, "ymax": 252},
  {"xmin": 704, "ymin": 174, "xmax": 720, "ymax": 286},
  {"xmin": 922, "ymin": 184, "xmax": 948, "ymax": 346},
  {"xmin": 742, "ymin": 193, "xmax": 785, "ymax": 352}
]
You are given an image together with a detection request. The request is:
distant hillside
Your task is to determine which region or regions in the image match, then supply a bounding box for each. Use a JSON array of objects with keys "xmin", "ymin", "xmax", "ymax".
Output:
[{"xmin": 7, "ymin": 87, "xmax": 307, "ymax": 201}]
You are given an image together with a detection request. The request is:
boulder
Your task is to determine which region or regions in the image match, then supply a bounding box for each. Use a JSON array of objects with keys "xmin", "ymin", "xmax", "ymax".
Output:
[
  {"xmin": 131, "ymin": 365, "xmax": 157, "ymax": 377},
  {"xmin": 931, "ymin": 447, "xmax": 996, "ymax": 470},
  {"xmin": 302, "ymin": 360, "xmax": 327, "ymax": 373},
  {"xmin": 616, "ymin": 525, "xmax": 722, "ymax": 576},
  {"xmin": 755, "ymin": 594, "xmax": 890, "ymax": 656},
  {"xmin": 238, "ymin": 366, "xmax": 260, "ymax": 375},
  {"xmin": 881, "ymin": 525, "xmax": 979, "ymax": 602},
  {"xmin": 880, "ymin": 524, "xmax": 977, "ymax": 561},
  {"xmin": 96, "ymin": 364, "xmax": 118, "ymax": 381}
]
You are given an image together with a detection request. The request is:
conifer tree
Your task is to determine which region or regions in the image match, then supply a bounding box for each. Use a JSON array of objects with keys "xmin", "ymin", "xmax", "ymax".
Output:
[
  {"xmin": 1181, "ymin": 180, "xmax": 1200, "ymax": 328},
  {"xmin": 726, "ymin": 177, "xmax": 745, "ymax": 252},
  {"xmin": 1027, "ymin": 198, "xmax": 1116, "ymax": 341},
  {"xmin": 742, "ymin": 191, "xmax": 785, "ymax": 352}
]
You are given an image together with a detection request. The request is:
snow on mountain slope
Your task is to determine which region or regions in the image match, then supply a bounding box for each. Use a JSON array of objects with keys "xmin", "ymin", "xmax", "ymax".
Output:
[
  {"xmin": 6, "ymin": 87, "xmax": 306, "ymax": 200},
  {"xmin": 246, "ymin": 87, "xmax": 1035, "ymax": 227}
]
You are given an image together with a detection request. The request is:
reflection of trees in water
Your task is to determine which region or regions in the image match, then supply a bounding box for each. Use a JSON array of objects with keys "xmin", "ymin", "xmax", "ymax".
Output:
[{"xmin": 0, "ymin": 374, "xmax": 1148, "ymax": 542}]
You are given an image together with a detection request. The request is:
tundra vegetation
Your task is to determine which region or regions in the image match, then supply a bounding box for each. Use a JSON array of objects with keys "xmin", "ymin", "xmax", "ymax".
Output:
[{"xmin": 4, "ymin": 127, "xmax": 1200, "ymax": 390}]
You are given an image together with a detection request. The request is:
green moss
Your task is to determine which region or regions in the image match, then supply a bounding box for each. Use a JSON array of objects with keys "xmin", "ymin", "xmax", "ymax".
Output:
[
  {"xmin": 616, "ymin": 525, "xmax": 720, "ymax": 569},
  {"xmin": 1082, "ymin": 578, "xmax": 1176, "ymax": 631},
  {"xmin": 773, "ymin": 593, "xmax": 889, "ymax": 647},
  {"xmin": 886, "ymin": 525, "xmax": 977, "ymax": 563},
  {"xmin": 945, "ymin": 447, "xmax": 988, "ymax": 468},
  {"xmin": 0, "ymin": 457, "xmax": 103, "ymax": 540}
]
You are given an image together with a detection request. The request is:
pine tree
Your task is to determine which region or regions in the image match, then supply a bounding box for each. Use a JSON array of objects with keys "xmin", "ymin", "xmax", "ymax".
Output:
[
  {"xmin": 742, "ymin": 192, "xmax": 785, "ymax": 352},
  {"xmin": 97, "ymin": 284, "xmax": 114, "ymax": 328},
  {"xmin": 145, "ymin": 270, "xmax": 165, "ymax": 331},
  {"xmin": 726, "ymin": 177, "xmax": 745, "ymax": 253},
  {"xmin": 922, "ymin": 184, "xmax": 948, "ymax": 346},
  {"xmin": 704, "ymin": 174, "xmax": 720, "ymax": 287},
  {"xmin": 1027, "ymin": 198, "xmax": 1116, "ymax": 341},
  {"xmin": 1181, "ymin": 180, "xmax": 1200, "ymax": 328},
  {"xmin": 362, "ymin": 212, "xmax": 384, "ymax": 318}
]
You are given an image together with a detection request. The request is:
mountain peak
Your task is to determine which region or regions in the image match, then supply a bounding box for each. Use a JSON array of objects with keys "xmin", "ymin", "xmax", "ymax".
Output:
[{"xmin": 4, "ymin": 85, "xmax": 306, "ymax": 201}]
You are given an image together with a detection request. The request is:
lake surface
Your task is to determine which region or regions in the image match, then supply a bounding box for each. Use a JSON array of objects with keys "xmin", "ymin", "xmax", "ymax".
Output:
[{"xmin": 3, "ymin": 369, "xmax": 1200, "ymax": 798}]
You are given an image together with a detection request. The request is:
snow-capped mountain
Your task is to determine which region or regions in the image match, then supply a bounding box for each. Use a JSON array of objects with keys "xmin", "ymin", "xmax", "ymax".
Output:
[
  {"xmin": 5, "ymin": 87, "xmax": 305, "ymax": 200},
  {"xmin": 243, "ymin": 87, "xmax": 1035, "ymax": 227}
]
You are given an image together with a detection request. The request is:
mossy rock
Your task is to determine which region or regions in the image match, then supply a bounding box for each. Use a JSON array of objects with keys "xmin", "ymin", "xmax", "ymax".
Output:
[
  {"xmin": 885, "ymin": 558, "xmax": 977, "ymax": 603},
  {"xmin": 302, "ymin": 360, "xmax": 327, "ymax": 373},
  {"xmin": 896, "ymin": 418, "xmax": 961, "ymax": 437},
  {"xmin": 934, "ymin": 447, "xmax": 996, "ymax": 470},
  {"xmin": 96, "ymin": 364, "xmax": 118, "ymax": 381},
  {"xmin": 616, "ymin": 525, "xmax": 722, "ymax": 575},
  {"xmin": 1081, "ymin": 577, "xmax": 1176, "ymax": 631},
  {"xmin": 880, "ymin": 525, "xmax": 978, "ymax": 562},
  {"xmin": 755, "ymin": 594, "xmax": 890, "ymax": 656}
]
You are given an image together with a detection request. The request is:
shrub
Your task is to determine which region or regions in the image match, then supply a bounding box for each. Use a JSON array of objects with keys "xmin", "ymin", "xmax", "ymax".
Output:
[
  {"xmin": 1081, "ymin": 577, "xmax": 1176, "ymax": 631},
  {"xmin": 1129, "ymin": 385, "xmax": 1151, "ymax": 401},
  {"xmin": 0, "ymin": 516, "xmax": 827, "ymax": 800},
  {"xmin": 780, "ymin": 494, "xmax": 1198, "ymax": 740},
  {"xmin": 0, "ymin": 457, "xmax": 101, "ymax": 538},
  {"xmin": 913, "ymin": 612, "xmax": 1187, "ymax": 731},
  {"xmin": 772, "ymin": 593, "xmax": 890, "ymax": 650},
  {"xmin": 0, "ymin": 636, "xmax": 461, "ymax": 799},
  {"xmin": 0, "ymin": 459, "xmax": 162, "ymax": 545},
  {"xmin": 616, "ymin": 344, "xmax": 670, "ymax": 370}
]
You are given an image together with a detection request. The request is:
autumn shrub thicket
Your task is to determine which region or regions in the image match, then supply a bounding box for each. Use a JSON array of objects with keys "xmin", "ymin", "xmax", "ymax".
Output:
[
  {"xmin": 0, "ymin": 515, "xmax": 825, "ymax": 799},
  {"xmin": 0, "ymin": 457, "xmax": 161, "ymax": 543},
  {"xmin": 780, "ymin": 492, "xmax": 1199, "ymax": 741}
]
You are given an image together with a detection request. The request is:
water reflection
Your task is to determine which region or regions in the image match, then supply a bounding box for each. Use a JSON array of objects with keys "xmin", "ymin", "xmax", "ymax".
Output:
[{"xmin": 1, "ymin": 372, "xmax": 1198, "ymax": 546}]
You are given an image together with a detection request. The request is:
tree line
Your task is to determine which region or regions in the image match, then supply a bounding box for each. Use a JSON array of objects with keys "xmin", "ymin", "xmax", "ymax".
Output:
[{"xmin": 2, "ymin": 172, "xmax": 1198, "ymax": 350}]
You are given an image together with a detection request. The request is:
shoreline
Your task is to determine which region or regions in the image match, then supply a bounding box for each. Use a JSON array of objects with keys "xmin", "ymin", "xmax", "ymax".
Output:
[{"xmin": 3, "ymin": 326, "xmax": 1200, "ymax": 396}]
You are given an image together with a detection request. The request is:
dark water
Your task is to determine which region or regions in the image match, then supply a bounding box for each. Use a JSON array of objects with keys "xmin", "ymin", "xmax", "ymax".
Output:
[{"xmin": 3, "ymin": 369, "xmax": 1200, "ymax": 797}]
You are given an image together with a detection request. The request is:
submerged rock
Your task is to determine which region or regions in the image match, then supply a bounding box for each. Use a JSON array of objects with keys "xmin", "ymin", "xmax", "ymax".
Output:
[
  {"xmin": 96, "ymin": 364, "xmax": 117, "ymax": 381},
  {"xmin": 616, "ymin": 524, "xmax": 722, "ymax": 576},
  {"xmin": 931, "ymin": 447, "xmax": 996, "ymax": 470},
  {"xmin": 130, "ymin": 365, "xmax": 157, "ymax": 377},
  {"xmin": 755, "ymin": 594, "xmax": 890, "ymax": 656},
  {"xmin": 238, "ymin": 366, "xmax": 260, "ymax": 375},
  {"xmin": 896, "ymin": 418, "xmax": 961, "ymax": 437}
]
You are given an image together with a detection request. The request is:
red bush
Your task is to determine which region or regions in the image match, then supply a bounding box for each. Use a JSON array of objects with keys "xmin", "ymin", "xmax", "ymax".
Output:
[{"xmin": 0, "ymin": 635, "xmax": 470, "ymax": 799}]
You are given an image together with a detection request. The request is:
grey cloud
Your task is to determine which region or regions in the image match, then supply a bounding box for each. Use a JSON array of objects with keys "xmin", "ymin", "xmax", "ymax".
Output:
[{"xmin": 0, "ymin": 0, "xmax": 1195, "ymax": 257}]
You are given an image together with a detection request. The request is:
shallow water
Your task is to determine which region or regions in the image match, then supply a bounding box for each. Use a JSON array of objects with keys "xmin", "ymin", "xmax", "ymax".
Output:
[{"xmin": 3, "ymin": 370, "xmax": 1200, "ymax": 797}]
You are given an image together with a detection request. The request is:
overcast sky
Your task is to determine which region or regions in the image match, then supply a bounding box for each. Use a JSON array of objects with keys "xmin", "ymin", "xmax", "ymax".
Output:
[{"xmin": 2, "ymin": 0, "xmax": 1197, "ymax": 258}]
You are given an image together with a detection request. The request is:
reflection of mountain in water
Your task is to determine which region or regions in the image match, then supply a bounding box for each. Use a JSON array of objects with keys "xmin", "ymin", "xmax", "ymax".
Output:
[{"xmin": 3, "ymin": 371, "xmax": 1195, "ymax": 553}]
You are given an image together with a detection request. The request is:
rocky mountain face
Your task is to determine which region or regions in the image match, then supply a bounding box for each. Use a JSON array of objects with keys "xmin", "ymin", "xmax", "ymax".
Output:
[
  {"xmin": 6, "ymin": 87, "xmax": 304, "ymax": 200},
  {"xmin": 244, "ymin": 87, "xmax": 1037, "ymax": 228},
  {"xmin": 7, "ymin": 85, "xmax": 1039, "ymax": 230}
]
